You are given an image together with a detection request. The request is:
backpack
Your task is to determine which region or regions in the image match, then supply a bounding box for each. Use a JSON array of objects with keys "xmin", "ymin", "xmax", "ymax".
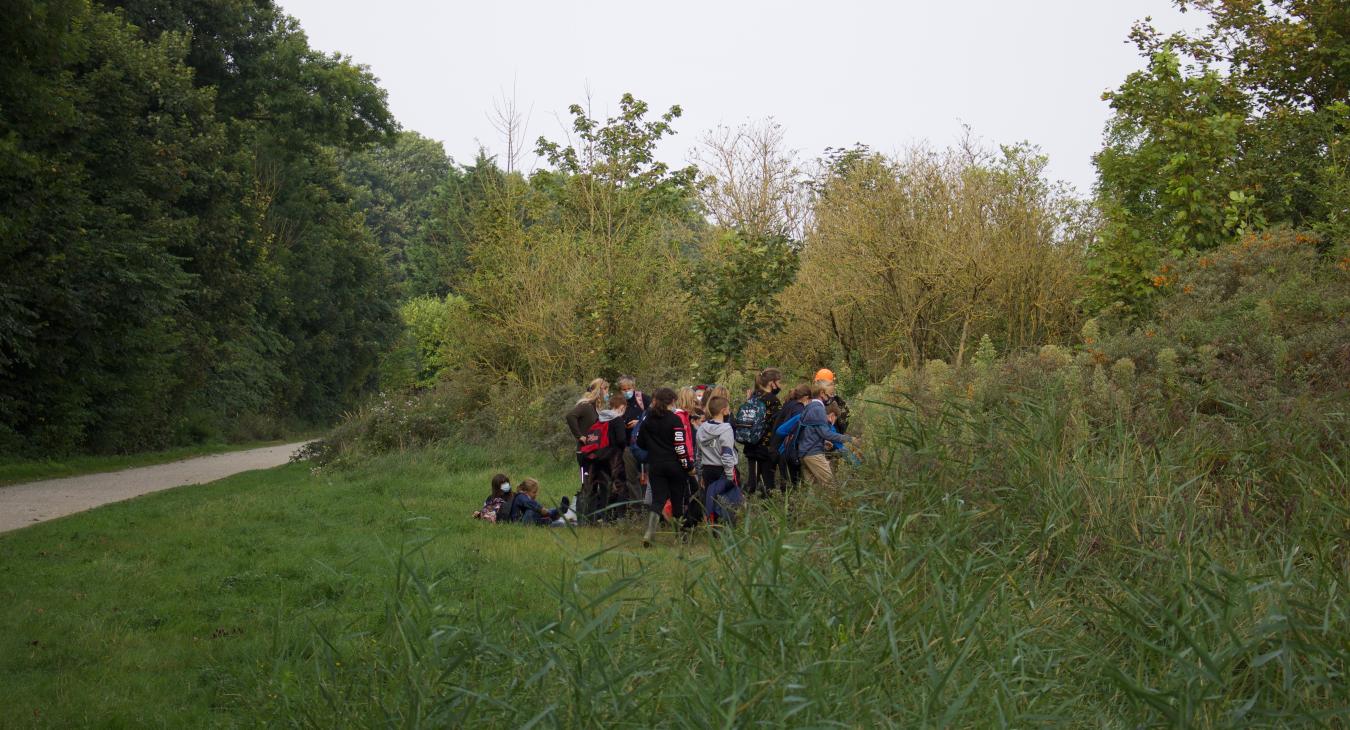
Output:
[
  {"xmin": 578, "ymin": 419, "xmax": 612, "ymax": 460},
  {"xmin": 732, "ymin": 394, "xmax": 769, "ymax": 445},
  {"xmin": 777, "ymin": 413, "xmax": 807, "ymax": 464}
]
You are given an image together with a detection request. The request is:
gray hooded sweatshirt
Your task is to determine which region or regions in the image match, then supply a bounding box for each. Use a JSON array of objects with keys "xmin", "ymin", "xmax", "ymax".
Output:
[{"xmin": 696, "ymin": 419, "xmax": 737, "ymax": 479}]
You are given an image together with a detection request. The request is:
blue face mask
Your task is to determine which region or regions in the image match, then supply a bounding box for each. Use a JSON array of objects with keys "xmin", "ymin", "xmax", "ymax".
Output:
[{"xmin": 623, "ymin": 390, "xmax": 634, "ymax": 399}]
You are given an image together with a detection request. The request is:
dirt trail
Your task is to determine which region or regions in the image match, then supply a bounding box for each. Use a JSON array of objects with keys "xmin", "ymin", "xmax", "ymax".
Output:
[{"xmin": 0, "ymin": 441, "xmax": 311, "ymax": 533}]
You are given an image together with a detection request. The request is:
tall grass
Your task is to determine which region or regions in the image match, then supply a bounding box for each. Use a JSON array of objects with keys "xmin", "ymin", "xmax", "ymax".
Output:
[
  {"xmin": 267, "ymin": 389, "xmax": 1347, "ymax": 726},
  {"xmin": 268, "ymin": 232, "xmax": 1348, "ymax": 726}
]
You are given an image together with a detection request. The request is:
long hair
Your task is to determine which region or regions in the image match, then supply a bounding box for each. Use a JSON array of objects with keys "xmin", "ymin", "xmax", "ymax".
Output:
[
  {"xmin": 650, "ymin": 387, "xmax": 677, "ymax": 417},
  {"xmin": 576, "ymin": 378, "xmax": 609, "ymax": 407},
  {"xmin": 675, "ymin": 386, "xmax": 698, "ymax": 414},
  {"xmin": 756, "ymin": 367, "xmax": 783, "ymax": 392},
  {"xmin": 489, "ymin": 473, "xmax": 511, "ymax": 501}
]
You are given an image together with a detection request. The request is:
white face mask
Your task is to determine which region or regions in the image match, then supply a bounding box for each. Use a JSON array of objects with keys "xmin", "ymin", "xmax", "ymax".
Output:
[{"xmin": 501, "ymin": 483, "xmax": 511, "ymax": 492}]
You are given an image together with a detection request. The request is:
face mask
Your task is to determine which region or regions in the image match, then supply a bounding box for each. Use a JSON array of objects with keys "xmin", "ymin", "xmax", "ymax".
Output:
[
  {"xmin": 771, "ymin": 386, "xmax": 781, "ymax": 395},
  {"xmin": 501, "ymin": 483, "xmax": 511, "ymax": 493},
  {"xmin": 623, "ymin": 390, "xmax": 634, "ymax": 399}
]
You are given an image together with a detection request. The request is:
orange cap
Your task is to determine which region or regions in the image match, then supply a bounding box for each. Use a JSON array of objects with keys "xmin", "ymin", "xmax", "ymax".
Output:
[{"xmin": 813, "ymin": 368, "xmax": 836, "ymax": 383}]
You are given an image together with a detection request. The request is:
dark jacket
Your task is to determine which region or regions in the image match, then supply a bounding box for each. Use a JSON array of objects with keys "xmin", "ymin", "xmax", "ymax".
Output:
[
  {"xmin": 506, "ymin": 492, "xmax": 549, "ymax": 525},
  {"xmin": 774, "ymin": 399, "xmax": 806, "ymax": 431},
  {"xmin": 623, "ymin": 391, "xmax": 646, "ymax": 439},
  {"xmin": 635, "ymin": 409, "xmax": 693, "ymax": 470},
  {"xmin": 755, "ymin": 390, "xmax": 783, "ymax": 448},
  {"xmin": 565, "ymin": 401, "xmax": 598, "ymax": 443},
  {"xmin": 824, "ymin": 394, "xmax": 850, "ymax": 434}
]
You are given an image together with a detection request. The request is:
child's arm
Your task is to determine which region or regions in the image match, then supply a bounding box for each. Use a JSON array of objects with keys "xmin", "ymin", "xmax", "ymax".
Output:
[
  {"xmin": 717, "ymin": 427, "xmax": 737, "ymax": 478},
  {"xmin": 775, "ymin": 413, "xmax": 801, "ymax": 437}
]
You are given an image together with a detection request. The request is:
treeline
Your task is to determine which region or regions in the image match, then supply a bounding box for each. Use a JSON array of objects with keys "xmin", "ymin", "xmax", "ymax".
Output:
[
  {"xmin": 2, "ymin": 0, "xmax": 400, "ymax": 454},
  {"xmin": 3, "ymin": 0, "xmax": 1344, "ymax": 458},
  {"xmin": 334, "ymin": 0, "xmax": 1344, "ymax": 460}
]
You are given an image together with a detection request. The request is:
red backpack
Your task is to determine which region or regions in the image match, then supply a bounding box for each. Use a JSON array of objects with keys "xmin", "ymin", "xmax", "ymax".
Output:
[{"xmin": 578, "ymin": 419, "xmax": 613, "ymax": 460}]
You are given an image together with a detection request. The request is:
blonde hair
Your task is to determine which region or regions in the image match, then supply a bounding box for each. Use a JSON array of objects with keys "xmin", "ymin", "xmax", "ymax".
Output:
[
  {"xmin": 518, "ymin": 478, "xmax": 540, "ymax": 496},
  {"xmin": 577, "ymin": 378, "xmax": 609, "ymax": 407},
  {"xmin": 705, "ymin": 385, "xmax": 730, "ymax": 410},
  {"xmin": 675, "ymin": 386, "xmax": 698, "ymax": 413}
]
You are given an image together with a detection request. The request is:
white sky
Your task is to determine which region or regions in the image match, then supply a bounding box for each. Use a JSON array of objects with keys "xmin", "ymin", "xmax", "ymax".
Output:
[{"xmin": 279, "ymin": 0, "xmax": 1198, "ymax": 195}]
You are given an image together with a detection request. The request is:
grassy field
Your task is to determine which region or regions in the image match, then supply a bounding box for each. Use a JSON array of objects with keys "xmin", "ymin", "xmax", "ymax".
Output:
[
  {"xmin": 2, "ymin": 430, "xmax": 1346, "ymax": 726},
  {"xmin": 0, "ymin": 446, "xmax": 691, "ymax": 727},
  {"xmin": 0, "ymin": 438, "xmax": 314, "ymax": 487}
]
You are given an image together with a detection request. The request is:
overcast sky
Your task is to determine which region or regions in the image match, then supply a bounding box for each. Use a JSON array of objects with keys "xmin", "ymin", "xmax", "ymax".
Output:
[{"xmin": 278, "ymin": 0, "xmax": 1198, "ymax": 195}]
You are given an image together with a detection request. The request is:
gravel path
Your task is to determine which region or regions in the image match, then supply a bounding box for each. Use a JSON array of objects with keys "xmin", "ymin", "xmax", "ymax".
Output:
[{"xmin": 0, "ymin": 441, "xmax": 311, "ymax": 533}]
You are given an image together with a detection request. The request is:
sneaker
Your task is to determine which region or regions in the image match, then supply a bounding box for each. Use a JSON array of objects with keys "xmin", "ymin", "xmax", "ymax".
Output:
[{"xmin": 559, "ymin": 496, "xmax": 570, "ymax": 514}]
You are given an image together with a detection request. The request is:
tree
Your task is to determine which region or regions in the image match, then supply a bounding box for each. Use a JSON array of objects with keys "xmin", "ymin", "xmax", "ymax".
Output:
[
  {"xmin": 343, "ymin": 131, "xmax": 456, "ymax": 297},
  {"xmin": 686, "ymin": 119, "xmax": 806, "ymax": 375},
  {"xmin": 761, "ymin": 143, "xmax": 1087, "ymax": 379},
  {"xmin": 1088, "ymin": 0, "xmax": 1350, "ymax": 313}
]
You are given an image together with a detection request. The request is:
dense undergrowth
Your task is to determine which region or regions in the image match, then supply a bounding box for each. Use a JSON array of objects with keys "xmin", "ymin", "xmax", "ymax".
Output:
[{"xmin": 271, "ymin": 234, "xmax": 1349, "ymax": 726}]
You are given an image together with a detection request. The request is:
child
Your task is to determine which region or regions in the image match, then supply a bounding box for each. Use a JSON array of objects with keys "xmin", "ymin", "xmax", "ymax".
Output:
[
  {"xmin": 472, "ymin": 473, "xmax": 512, "ymax": 522},
  {"xmin": 696, "ymin": 395, "xmax": 742, "ymax": 525},
  {"xmin": 506, "ymin": 478, "xmax": 569, "ymax": 526},
  {"xmin": 794, "ymin": 386, "xmax": 854, "ymax": 487},
  {"xmin": 635, "ymin": 387, "xmax": 695, "ymax": 546},
  {"xmin": 580, "ymin": 392, "xmax": 631, "ymax": 521}
]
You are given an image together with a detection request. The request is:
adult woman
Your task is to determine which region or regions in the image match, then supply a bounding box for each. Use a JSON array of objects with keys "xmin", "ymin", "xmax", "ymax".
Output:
[
  {"xmin": 636, "ymin": 387, "xmax": 695, "ymax": 546},
  {"xmin": 566, "ymin": 378, "xmax": 609, "ymax": 492},
  {"xmin": 743, "ymin": 368, "xmax": 783, "ymax": 496}
]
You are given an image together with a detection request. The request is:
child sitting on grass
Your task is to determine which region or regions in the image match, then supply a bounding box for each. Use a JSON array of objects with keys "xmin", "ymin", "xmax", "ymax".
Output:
[
  {"xmin": 472, "ymin": 473, "xmax": 512, "ymax": 522},
  {"xmin": 506, "ymin": 478, "xmax": 569, "ymax": 527}
]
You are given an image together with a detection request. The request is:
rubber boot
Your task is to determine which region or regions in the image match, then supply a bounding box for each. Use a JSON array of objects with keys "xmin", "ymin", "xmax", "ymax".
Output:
[{"xmin": 642, "ymin": 512, "xmax": 660, "ymax": 547}]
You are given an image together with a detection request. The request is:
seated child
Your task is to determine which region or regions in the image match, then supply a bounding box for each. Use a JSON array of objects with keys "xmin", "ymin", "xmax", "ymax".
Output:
[
  {"xmin": 506, "ymin": 478, "xmax": 569, "ymax": 527},
  {"xmin": 472, "ymin": 473, "xmax": 512, "ymax": 522}
]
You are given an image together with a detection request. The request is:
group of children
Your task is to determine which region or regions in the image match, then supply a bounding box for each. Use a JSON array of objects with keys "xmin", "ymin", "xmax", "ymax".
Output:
[
  {"xmin": 471, "ymin": 473, "xmax": 571, "ymax": 526},
  {"xmin": 567, "ymin": 369, "xmax": 856, "ymax": 545},
  {"xmin": 471, "ymin": 368, "xmax": 857, "ymax": 543}
]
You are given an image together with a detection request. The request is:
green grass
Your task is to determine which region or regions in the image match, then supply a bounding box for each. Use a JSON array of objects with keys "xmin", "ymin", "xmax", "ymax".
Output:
[
  {"xmin": 0, "ymin": 446, "xmax": 692, "ymax": 727},
  {"xmin": 2, "ymin": 420, "xmax": 1346, "ymax": 726},
  {"xmin": 0, "ymin": 438, "xmax": 313, "ymax": 487}
]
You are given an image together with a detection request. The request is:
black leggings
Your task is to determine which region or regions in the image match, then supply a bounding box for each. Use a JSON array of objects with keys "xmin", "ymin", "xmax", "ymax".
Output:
[
  {"xmin": 778, "ymin": 456, "xmax": 801, "ymax": 489},
  {"xmin": 748, "ymin": 455, "xmax": 777, "ymax": 494},
  {"xmin": 647, "ymin": 461, "xmax": 691, "ymax": 523}
]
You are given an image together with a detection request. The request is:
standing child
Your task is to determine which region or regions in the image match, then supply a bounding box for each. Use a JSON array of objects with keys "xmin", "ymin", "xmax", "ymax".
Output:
[
  {"xmin": 578, "ymin": 392, "xmax": 631, "ymax": 521},
  {"xmin": 771, "ymin": 385, "xmax": 812, "ymax": 488},
  {"xmin": 636, "ymin": 387, "xmax": 696, "ymax": 546},
  {"xmin": 697, "ymin": 395, "xmax": 742, "ymax": 525},
  {"xmin": 795, "ymin": 384, "xmax": 853, "ymax": 487},
  {"xmin": 736, "ymin": 368, "xmax": 783, "ymax": 497},
  {"xmin": 472, "ymin": 473, "xmax": 513, "ymax": 522}
]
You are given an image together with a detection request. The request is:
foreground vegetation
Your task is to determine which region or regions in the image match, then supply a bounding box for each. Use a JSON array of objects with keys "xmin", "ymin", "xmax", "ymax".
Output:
[
  {"xmin": 0, "ymin": 447, "xmax": 693, "ymax": 726},
  {"xmin": 282, "ymin": 234, "xmax": 1348, "ymax": 726}
]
